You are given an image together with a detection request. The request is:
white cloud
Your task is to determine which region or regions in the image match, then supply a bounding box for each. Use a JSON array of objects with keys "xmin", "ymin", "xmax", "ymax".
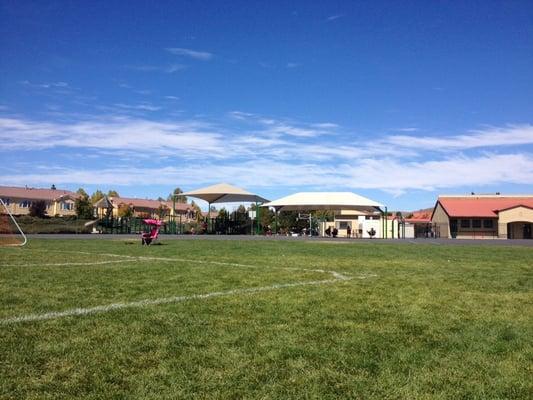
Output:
[
  {"xmin": 0, "ymin": 116, "xmax": 224, "ymax": 157},
  {"xmin": 20, "ymin": 80, "xmax": 69, "ymax": 89},
  {"xmin": 0, "ymin": 114, "xmax": 532, "ymax": 195},
  {"xmin": 3, "ymin": 154, "xmax": 531, "ymax": 196},
  {"xmin": 326, "ymin": 15, "xmax": 344, "ymax": 22},
  {"xmin": 386, "ymin": 124, "xmax": 533, "ymax": 150},
  {"xmin": 286, "ymin": 62, "xmax": 300, "ymax": 68},
  {"xmin": 126, "ymin": 64, "xmax": 186, "ymax": 74},
  {"xmin": 165, "ymin": 47, "xmax": 213, "ymax": 60},
  {"xmin": 114, "ymin": 103, "xmax": 161, "ymax": 111}
]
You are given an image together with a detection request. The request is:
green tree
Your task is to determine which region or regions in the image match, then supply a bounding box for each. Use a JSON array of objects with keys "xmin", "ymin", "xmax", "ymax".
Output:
[
  {"xmin": 190, "ymin": 201, "xmax": 203, "ymax": 222},
  {"xmin": 117, "ymin": 203, "xmax": 133, "ymax": 218},
  {"xmin": 90, "ymin": 190, "xmax": 104, "ymax": 204},
  {"xmin": 168, "ymin": 187, "xmax": 187, "ymax": 203},
  {"xmin": 75, "ymin": 195, "xmax": 94, "ymax": 219},
  {"xmin": 157, "ymin": 204, "xmax": 169, "ymax": 219},
  {"xmin": 107, "ymin": 190, "xmax": 120, "ymax": 197},
  {"xmin": 76, "ymin": 188, "xmax": 88, "ymax": 198},
  {"xmin": 29, "ymin": 200, "xmax": 47, "ymax": 218}
]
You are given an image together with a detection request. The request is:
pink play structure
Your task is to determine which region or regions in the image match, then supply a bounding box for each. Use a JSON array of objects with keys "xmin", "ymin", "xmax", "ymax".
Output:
[{"xmin": 141, "ymin": 219, "xmax": 164, "ymax": 245}]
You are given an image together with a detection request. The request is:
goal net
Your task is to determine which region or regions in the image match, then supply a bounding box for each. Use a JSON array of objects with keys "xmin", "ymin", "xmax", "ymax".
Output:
[{"xmin": 0, "ymin": 198, "xmax": 27, "ymax": 246}]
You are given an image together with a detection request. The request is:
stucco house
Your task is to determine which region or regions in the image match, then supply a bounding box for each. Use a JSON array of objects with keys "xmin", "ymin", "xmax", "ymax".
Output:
[
  {"xmin": 94, "ymin": 196, "xmax": 196, "ymax": 221},
  {"xmin": 431, "ymin": 195, "xmax": 533, "ymax": 239},
  {"xmin": 0, "ymin": 185, "xmax": 79, "ymax": 217}
]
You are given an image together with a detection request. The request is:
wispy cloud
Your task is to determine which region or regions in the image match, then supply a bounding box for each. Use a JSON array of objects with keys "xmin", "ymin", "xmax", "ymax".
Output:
[
  {"xmin": 165, "ymin": 47, "xmax": 213, "ymax": 60},
  {"xmin": 286, "ymin": 62, "xmax": 300, "ymax": 68},
  {"xmin": 114, "ymin": 103, "xmax": 161, "ymax": 111},
  {"xmin": 326, "ymin": 14, "xmax": 344, "ymax": 22},
  {"xmin": 0, "ymin": 114, "xmax": 531, "ymax": 195},
  {"xmin": 385, "ymin": 124, "xmax": 533, "ymax": 150},
  {"xmin": 126, "ymin": 64, "xmax": 186, "ymax": 74},
  {"xmin": 395, "ymin": 127, "xmax": 419, "ymax": 132},
  {"xmin": 20, "ymin": 80, "xmax": 69, "ymax": 89}
]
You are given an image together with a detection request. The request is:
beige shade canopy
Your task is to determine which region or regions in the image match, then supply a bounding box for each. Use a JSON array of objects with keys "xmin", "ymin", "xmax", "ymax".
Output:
[
  {"xmin": 181, "ymin": 183, "xmax": 269, "ymax": 204},
  {"xmin": 262, "ymin": 192, "xmax": 384, "ymax": 212}
]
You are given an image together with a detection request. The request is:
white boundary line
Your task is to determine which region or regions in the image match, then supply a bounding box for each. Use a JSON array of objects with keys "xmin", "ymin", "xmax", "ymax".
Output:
[
  {"xmin": 0, "ymin": 251, "xmax": 377, "ymax": 324},
  {"xmin": 1, "ymin": 259, "xmax": 133, "ymax": 268},
  {"xmin": 0, "ymin": 278, "xmax": 343, "ymax": 325}
]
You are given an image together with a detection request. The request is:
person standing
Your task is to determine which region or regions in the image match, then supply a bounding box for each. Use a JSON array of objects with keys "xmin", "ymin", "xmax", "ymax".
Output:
[{"xmin": 346, "ymin": 224, "xmax": 352, "ymax": 238}]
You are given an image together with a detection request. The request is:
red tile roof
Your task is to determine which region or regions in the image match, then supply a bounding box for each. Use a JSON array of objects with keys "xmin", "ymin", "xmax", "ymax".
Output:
[
  {"xmin": 404, "ymin": 208, "xmax": 433, "ymax": 223},
  {"xmin": 110, "ymin": 197, "xmax": 192, "ymax": 211},
  {"xmin": 437, "ymin": 196, "xmax": 533, "ymax": 218},
  {"xmin": 0, "ymin": 185, "xmax": 78, "ymax": 201}
]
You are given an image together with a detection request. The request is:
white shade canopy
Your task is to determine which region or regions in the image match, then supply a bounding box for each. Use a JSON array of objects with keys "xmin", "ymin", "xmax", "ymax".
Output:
[
  {"xmin": 181, "ymin": 183, "xmax": 269, "ymax": 204},
  {"xmin": 262, "ymin": 192, "xmax": 383, "ymax": 212}
]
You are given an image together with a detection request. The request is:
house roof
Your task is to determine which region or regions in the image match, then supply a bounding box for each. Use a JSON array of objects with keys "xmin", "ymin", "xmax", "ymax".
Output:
[
  {"xmin": 404, "ymin": 208, "xmax": 433, "ymax": 223},
  {"xmin": 436, "ymin": 196, "xmax": 533, "ymax": 218},
  {"xmin": 109, "ymin": 196, "xmax": 192, "ymax": 211},
  {"xmin": 0, "ymin": 185, "xmax": 78, "ymax": 201}
]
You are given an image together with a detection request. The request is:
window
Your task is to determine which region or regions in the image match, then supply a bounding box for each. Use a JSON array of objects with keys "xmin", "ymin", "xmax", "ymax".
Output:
[
  {"xmin": 61, "ymin": 202, "xmax": 73, "ymax": 211},
  {"xmin": 19, "ymin": 200, "xmax": 31, "ymax": 208},
  {"xmin": 338, "ymin": 221, "xmax": 350, "ymax": 229},
  {"xmin": 472, "ymin": 219, "xmax": 481, "ymax": 228},
  {"xmin": 483, "ymin": 219, "xmax": 494, "ymax": 229},
  {"xmin": 460, "ymin": 219, "xmax": 470, "ymax": 228},
  {"xmin": 0, "ymin": 198, "xmax": 10, "ymax": 206}
]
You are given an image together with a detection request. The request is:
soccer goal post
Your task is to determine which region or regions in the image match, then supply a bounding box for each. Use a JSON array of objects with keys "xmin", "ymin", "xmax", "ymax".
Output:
[{"xmin": 0, "ymin": 198, "xmax": 27, "ymax": 246}]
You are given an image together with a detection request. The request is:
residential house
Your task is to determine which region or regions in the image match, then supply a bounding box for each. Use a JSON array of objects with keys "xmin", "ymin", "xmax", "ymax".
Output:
[
  {"xmin": 94, "ymin": 196, "xmax": 197, "ymax": 222},
  {"xmin": 0, "ymin": 185, "xmax": 79, "ymax": 217}
]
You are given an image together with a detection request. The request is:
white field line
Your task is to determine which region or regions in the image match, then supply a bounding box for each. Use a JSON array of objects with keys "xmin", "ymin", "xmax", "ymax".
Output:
[
  {"xmin": 0, "ymin": 251, "xmax": 378, "ymax": 324},
  {"xmin": 1, "ymin": 252, "xmax": 354, "ymax": 281},
  {"xmin": 0, "ymin": 277, "xmax": 344, "ymax": 325},
  {"xmin": 1, "ymin": 259, "xmax": 133, "ymax": 268}
]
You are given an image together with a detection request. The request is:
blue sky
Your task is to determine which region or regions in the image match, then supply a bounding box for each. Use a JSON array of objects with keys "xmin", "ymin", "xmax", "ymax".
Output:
[{"xmin": 1, "ymin": 0, "xmax": 532, "ymax": 210}]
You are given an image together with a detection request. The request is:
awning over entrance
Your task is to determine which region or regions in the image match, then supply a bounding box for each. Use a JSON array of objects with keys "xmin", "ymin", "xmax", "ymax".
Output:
[{"xmin": 262, "ymin": 192, "xmax": 383, "ymax": 212}]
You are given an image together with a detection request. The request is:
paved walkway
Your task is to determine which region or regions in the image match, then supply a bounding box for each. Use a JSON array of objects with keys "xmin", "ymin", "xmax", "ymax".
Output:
[{"xmin": 25, "ymin": 234, "xmax": 533, "ymax": 247}]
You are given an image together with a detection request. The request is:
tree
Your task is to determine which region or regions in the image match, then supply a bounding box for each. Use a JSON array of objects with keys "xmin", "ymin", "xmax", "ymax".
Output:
[
  {"xmin": 90, "ymin": 190, "xmax": 104, "ymax": 204},
  {"xmin": 76, "ymin": 188, "xmax": 88, "ymax": 198},
  {"xmin": 75, "ymin": 195, "xmax": 94, "ymax": 219},
  {"xmin": 50, "ymin": 184, "xmax": 56, "ymax": 190},
  {"xmin": 117, "ymin": 203, "xmax": 133, "ymax": 218},
  {"xmin": 209, "ymin": 205, "xmax": 217, "ymax": 212},
  {"xmin": 168, "ymin": 187, "xmax": 187, "ymax": 203},
  {"xmin": 29, "ymin": 200, "xmax": 47, "ymax": 218},
  {"xmin": 190, "ymin": 201, "xmax": 203, "ymax": 222},
  {"xmin": 157, "ymin": 204, "xmax": 169, "ymax": 219},
  {"xmin": 107, "ymin": 190, "xmax": 120, "ymax": 197}
]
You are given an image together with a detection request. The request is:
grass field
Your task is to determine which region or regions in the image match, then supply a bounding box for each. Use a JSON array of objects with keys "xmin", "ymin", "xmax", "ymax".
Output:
[{"xmin": 1, "ymin": 239, "xmax": 532, "ymax": 399}]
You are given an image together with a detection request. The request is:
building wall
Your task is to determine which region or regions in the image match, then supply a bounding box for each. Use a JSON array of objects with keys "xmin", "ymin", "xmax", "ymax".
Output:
[
  {"xmin": 431, "ymin": 203, "xmax": 450, "ymax": 238},
  {"xmin": 0, "ymin": 196, "xmax": 76, "ymax": 217},
  {"xmin": 497, "ymin": 207, "xmax": 533, "ymax": 239},
  {"xmin": 453, "ymin": 218, "xmax": 498, "ymax": 239}
]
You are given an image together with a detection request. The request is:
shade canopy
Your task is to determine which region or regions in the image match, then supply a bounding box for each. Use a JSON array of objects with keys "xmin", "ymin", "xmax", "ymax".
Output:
[
  {"xmin": 262, "ymin": 192, "xmax": 383, "ymax": 212},
  {"xmin": 182, "ymin": 183, "xmax": 269, "ymax": 204}
]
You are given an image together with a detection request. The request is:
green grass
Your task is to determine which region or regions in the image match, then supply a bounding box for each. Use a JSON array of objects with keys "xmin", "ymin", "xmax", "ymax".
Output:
[{"xmin": 1, "ymin": 239, "xmax": 532, "ymax": 399}]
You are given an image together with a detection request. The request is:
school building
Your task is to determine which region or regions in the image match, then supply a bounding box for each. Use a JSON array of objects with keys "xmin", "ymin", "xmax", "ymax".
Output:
[{"xmin": 431, "ymin": 195, "xmax": 533, "ymax": 239}]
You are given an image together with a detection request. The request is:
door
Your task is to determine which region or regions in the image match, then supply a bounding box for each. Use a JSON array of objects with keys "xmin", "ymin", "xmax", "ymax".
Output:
[
  {"xmin": 450, "ymin": 219, "xmax": 458, "ymax": 238},
  {"xmin": 524, "ymin": 223, "xmax": 532, "ymax": 239}
]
